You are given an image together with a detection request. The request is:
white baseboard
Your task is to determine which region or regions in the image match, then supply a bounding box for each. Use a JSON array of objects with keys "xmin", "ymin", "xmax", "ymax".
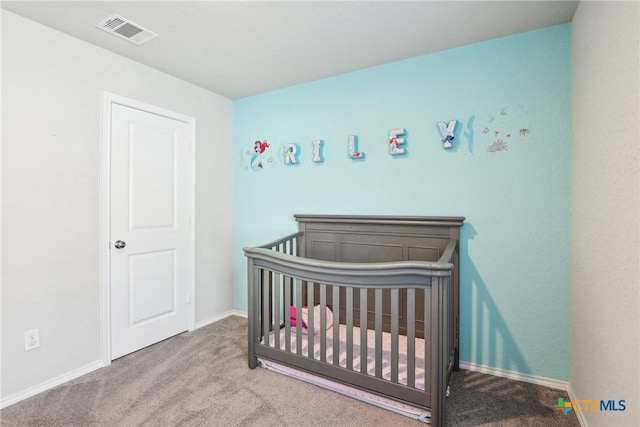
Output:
[
  {"xmin": 194, "ymin": 309, "xmax": 248, "ymax": 329},
  {"xmin": 230, "ymin": 309, "xmax": 248, "ymax": 318},
  {"xmin": 566, "ymin": 385, "xmax": 588, "ymax": 426},
  {"xmin": 459, "ymin": 361, "xmax": 569, "ymax": 391},
  {"xmin": 0, "ymin": 360, "xmax": 104, "ymax": 409}
]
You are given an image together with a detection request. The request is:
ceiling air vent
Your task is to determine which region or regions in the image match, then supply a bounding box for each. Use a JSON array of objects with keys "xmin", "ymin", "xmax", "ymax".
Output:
[{"xmin": 96, "ymin": 14, "xmax": 158, "ymax": 46}]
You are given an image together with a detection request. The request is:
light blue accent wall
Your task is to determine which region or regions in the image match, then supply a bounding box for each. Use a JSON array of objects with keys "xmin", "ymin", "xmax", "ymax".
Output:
[{"xmin": 233, "ymin": 25, "xmax": 571, "ymax": 380}]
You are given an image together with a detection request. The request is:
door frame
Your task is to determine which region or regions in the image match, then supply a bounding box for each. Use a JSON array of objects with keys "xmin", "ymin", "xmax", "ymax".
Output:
[{"xmin": 100, "ymin": 92, "xmax": 196, "ymax": 366}]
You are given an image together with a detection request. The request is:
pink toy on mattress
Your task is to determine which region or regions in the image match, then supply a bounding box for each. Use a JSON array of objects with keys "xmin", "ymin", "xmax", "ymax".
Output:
[{"xmin": 289, "ymin": 305, "xmax": 333, "ymax": 334}]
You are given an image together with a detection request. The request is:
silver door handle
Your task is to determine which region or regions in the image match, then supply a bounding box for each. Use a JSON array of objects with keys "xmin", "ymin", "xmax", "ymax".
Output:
[{"xmin": 114, "ymin": 240, "xmax": 126, "ymax": 249}]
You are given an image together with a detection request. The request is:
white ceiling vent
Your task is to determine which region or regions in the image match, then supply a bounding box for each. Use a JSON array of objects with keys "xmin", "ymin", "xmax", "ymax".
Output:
[{"xmin": 96, "ymin": 14, "xmax": 158, "ymax": 46}]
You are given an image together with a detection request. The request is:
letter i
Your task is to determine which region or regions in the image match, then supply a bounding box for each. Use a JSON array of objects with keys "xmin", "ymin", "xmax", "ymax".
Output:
[{"xmin": 349, "ymin": 135, "xmax": 365, "ymax": 159}]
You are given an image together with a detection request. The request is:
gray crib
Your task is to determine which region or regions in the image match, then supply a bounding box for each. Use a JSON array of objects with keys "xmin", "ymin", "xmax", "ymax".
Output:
[{"xmin": 244, "ymin": 215, "xmax": 464, "ymax": 426}]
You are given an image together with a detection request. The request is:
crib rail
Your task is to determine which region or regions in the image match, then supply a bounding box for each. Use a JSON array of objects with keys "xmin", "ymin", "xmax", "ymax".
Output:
[
  {"xmin": 244, "ymin": 236, "xmax": 456, "ymax": 427},
  {"xmin": 257, "ymin": 231, "xmax": 303, "ymax": 255}
]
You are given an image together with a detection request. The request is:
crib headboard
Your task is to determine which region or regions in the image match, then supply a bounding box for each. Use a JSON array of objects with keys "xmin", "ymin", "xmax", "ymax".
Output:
[
  {"xmin": 295, "ymin": 214, "xmax": 464, "ymax": 363},
  {"xmin": 295, "ymin": 215, "xmax": 464, "ymax": 263}
]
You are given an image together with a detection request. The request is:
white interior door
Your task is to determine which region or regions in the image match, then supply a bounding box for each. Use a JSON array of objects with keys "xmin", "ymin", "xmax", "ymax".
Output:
[{"xmin": 109, "ymin": 102, "xmax": 191, "ymax": 360}]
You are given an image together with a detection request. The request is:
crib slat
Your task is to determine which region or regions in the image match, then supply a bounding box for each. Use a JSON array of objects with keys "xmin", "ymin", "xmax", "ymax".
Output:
[
  {"xmin": 425, "ymin": 286, "xmax": 430, "ymax": 388},
  {"xmin": 390, "ymin": 289, "xmax": 399, "ymax": 383},
  {"xmin": 273, "ymin": 273, "xmax": 281, "ymax": 350},
  {"xmin": 307, "ymin": 281, "xmax": 314, "ymax": 359},
  {"xmin": 284, "ymin": 275, "xmax": 291, "ymax": 353},
  {"xmin": 296, "ymin": 279, "xmax": 303, "ymax": 355},
  {"xmin": 375, "ymin": 289, "xmax": 382, "ymax": 378},
  {"xmin": 346, "ymin": 287, "xmax": 354, "ymax": 370},
  {"xmin": 332, "ymin": 285, "xmax": 340, "ymax": 366},
  {"xmin": 320, "ymin": 284, "xmax": 327, "ymax": 362},
  {"xmin": 360, "ymin": 289, "xmax": 368, "ymax": 374},
  {"xmin": 262, "ymin": 270, "xmax": 270, "ymax": 348},
  {"xmin": 407, "ymin": 288, "xmax": 416, "ymax": 388}
]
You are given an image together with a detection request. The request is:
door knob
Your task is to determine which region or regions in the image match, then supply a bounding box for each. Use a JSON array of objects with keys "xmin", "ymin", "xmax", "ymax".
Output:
[{"xmin": 114, "ymin": 240, "xmax": 126, "ymax": 249}]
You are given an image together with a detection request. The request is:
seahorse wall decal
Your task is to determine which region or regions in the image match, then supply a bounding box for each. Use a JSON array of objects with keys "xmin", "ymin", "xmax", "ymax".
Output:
[{"xmin": 464, "ymin": 115, "xmax": 475, "ymax": 154}]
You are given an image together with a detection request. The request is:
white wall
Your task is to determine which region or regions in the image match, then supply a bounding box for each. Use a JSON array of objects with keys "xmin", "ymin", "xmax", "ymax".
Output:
[
  {"xmin": 571, "ymin": 2, "xmax": 640, "ymax": 426},
  {"xmin": 1, "ymin": 10, "xmax": 233, "ymax": 403}
]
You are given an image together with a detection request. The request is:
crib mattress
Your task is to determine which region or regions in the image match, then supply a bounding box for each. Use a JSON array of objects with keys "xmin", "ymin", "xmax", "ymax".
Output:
[{"xmin": 259, "ymin": 324, "xmax": 430, "ymax": 422}]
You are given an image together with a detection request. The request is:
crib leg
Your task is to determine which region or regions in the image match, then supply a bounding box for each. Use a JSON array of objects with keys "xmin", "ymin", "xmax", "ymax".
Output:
[
  {"xmin": 247, "ymin": 260, "xmax": 259, "ymax": 370},
  {"xmin": 248, "ymin": 330, "xmax": 258, "ymax": 369},
  {"xmin": 454, "ymin": 347, "xmax": 460, "ymax": 371},
  {"xmin": 248, "ymin": 355, "xmax": 258, "ymax": 370},
  {"xmin": 247, "ymin": 319, "xmax": 258, "ymax": 370}
]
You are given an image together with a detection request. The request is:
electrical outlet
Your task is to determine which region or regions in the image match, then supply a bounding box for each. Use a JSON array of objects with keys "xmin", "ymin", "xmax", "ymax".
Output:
[{"xmin": 24, "ymin": 328, "xmax": 40, "ymax": 351}]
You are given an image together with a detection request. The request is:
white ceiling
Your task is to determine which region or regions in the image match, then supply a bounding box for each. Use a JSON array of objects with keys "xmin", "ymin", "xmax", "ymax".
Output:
[{"xmin": 1, "ymin": 1, "xmax": 579, "ymax": 100}]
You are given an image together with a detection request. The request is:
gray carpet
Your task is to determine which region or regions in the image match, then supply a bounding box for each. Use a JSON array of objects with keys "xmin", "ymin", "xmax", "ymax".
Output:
[{"xmin": 0, "ymin": 316, "xmax": 579, "ymax": 426}]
